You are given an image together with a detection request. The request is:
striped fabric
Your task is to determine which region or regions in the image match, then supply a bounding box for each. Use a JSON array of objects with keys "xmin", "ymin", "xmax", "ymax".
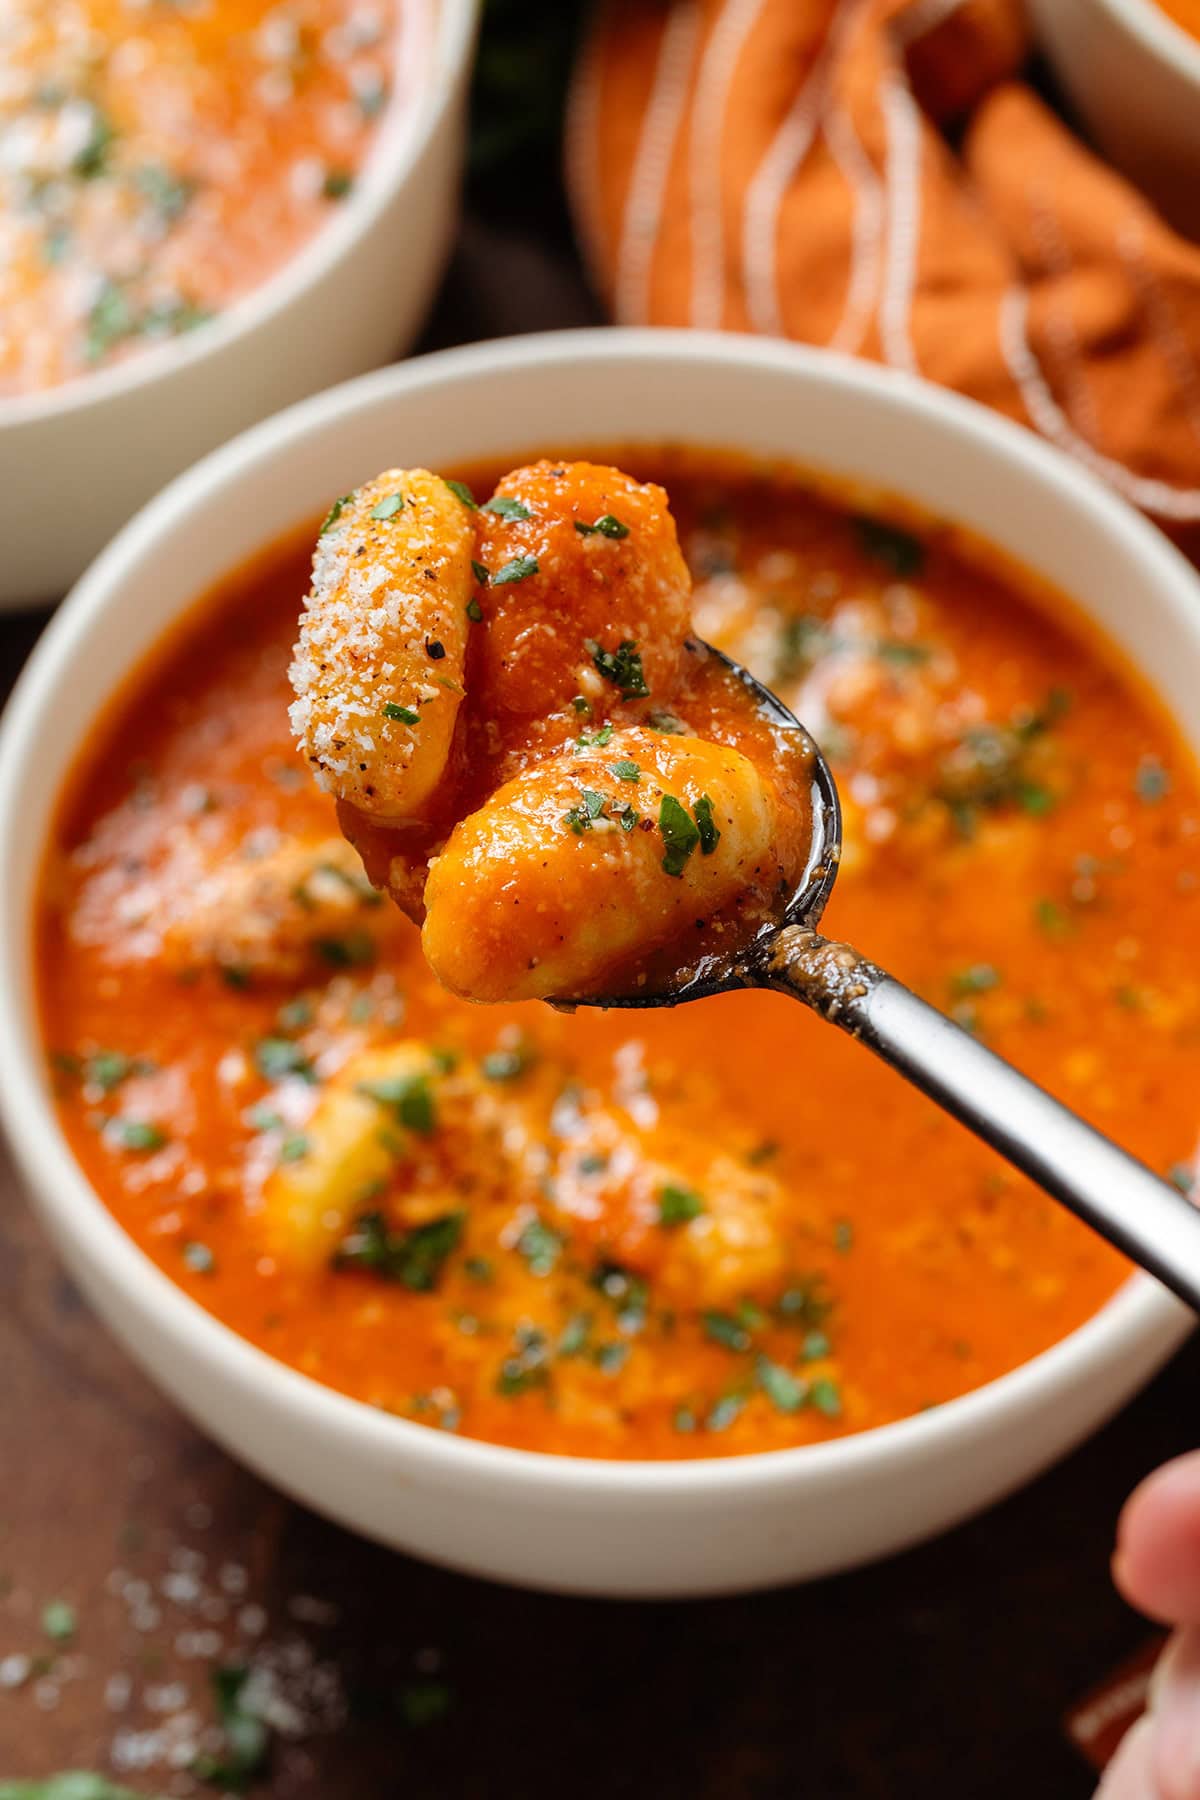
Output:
[{"xmin": 566, "ymin": 0, "xmax": 1200, "ymax": 539}]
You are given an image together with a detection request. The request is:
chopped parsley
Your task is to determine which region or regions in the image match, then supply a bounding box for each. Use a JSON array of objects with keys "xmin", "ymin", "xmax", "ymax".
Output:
[
  {"xmin": 587, "ymin": 638, "xmax": 649, "ymax": 699},
  {"xmin": 657, "ymin": 1184, "xmax": 705, "ymax": 1226},
  {"xmin": 706, "ymin": 1394, "xmax": 744, "ymax": 1432},
  {"xmin": 73, "ymin": 106, "xmax": 115, "ymax": 179},
  {"xmin": 482, "ymin": 496, "xmax": 532, "ymax": 521},
  {"xmin": 615, "ymin": 804, "xmax": 639, "ymax": 832},
  {"xmin": 182, "ymin": 1241, "xmax": 215, "ymax": 1274},
  {"xmin": 495, "ymin": 1323, "xmax": 551, "ymax": 1396},
  {"xmin": 480, "ymin": 1044, "xmax": 534, "ymax": 1081},
  {"xmin": 336, "ymin": 1211, "xmax": 464, "ymax": 1291},
  {"xmin": 322, "ymin": 167, "xmax": 354, "ymax": 199},
  {"xmin": 575, "ymin": 724, "xmax": 614, "ymax": 751},
  {"xmin": 516, "ymin": 1216, "xmax": 564, "ymax": 1276},
  {"xmin": 383, "ymin": 701, "xmax": 420, "ymax": 725},
  {"xmin": 776, "ymin": 1277, "xmax": 832, "ymax": 1327},
  {"xmin": 756, "ymin": 1356, "xmax": 806, "ymax": 1414},
  {"xmin": 590, "ymin": 1262, "xmax": 648, "ymax": 1333},
  {"xmin": 693, "ymin": 793, "xmax": 720, "ymax": 855},
  {"xmin": 658, "ymin": 794, "xmax": 700, "ymax": 877},
  {"xmin": 563, "ymin": 788, "xmax": 608, "ymax": 833},
  {"xmin": 492, "ymin": 555, "xmax": 539, "ymax": 584},
  {"xmin": 470, "ymin": 561, "xmax": 490, "ymax": 586},
  {"xmin": 558, "ymin": 1312, "xmax": 593, "ymax": 1356},
  {"xmin": 316, "ymin": 930, "xmax": 375, "ymax": 968},
  {"xmin": 443, "ymin": 479, "xmax": 477, "ymax": 509},
  {"xmin": 191, "ymin": 1663, "xmax": 271, "ymax": 1789},
  {"xmin": 278, "ymin": 1134, "xmax": 310, "ymax": 1164},
  {"xmin": 1169, "ymin": 1164, "xmax": 1196, "ymax": 1195},
  {"xmin": 574, "ymin": 514, "xmax": 629, "ymax": 539},
  {"xmin": 369, "ymin": 492, "xmax": 404, "ymax": 521},
  {"xmin": 703, "ymin": 1310, "xmax": 752, "ymax": 1353},
  {"xmin": 801, "ymin": 1330, "xmax": 831, "ymax": 1361},
  {"xmin": 571, "ymin": 696, "xmax": 592, "ymax": 716},
  {"xmin": 84, "ymin": 1050, "xmax": 137, "ymax": 1093},
  {"xmin": 950, "ymin": 964, "xmax": 1000, "ymax": 997},
  {"xmin": 466, "ymin": 597, "xmax": 484, "ymax": 622},
  {"xmin": 107, "ymin": 1119, "xmax": 166, "ymax": 1153},
  {"xmin": 358, "ymin": 1073, "xmax": 438, "ymax": 1136},
  {"xmin": 647, "ymin": 710, "xmax": 686, "ymax": 734},
  {"xmin": 254, "ymin": 1037, "xmax": 315, "ymax": 1083},
  {"xmin": 610, "ymin": 759, "xmax": 641, "ymax": 783},
  {"xmin": 853, "ymin": 515, "xmax": 925, "ymax": 578},
  {"xmin": 42, "ymin": 1601, "xmax": 76, "ymax": 1644},
  {"xmin": 1135, "ymin": 755, "xmax": 1170, "ymax": 803},
  {"xmin": 833, "ymin": 1218, "xmax": 855, "ymax": 1254},
  {"xmin": 809, "ymin": 1377, "xmax": 843, "ymax": 1418},
  {"xmin": 134, "ymin": 162, "xmax": 194, "ymax": 224}
]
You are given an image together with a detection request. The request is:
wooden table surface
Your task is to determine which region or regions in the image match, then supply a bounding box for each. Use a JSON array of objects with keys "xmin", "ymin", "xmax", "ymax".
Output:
[{"xmin": 1, "ymin": 206, "xmax": 1194, "ymax": 1799}]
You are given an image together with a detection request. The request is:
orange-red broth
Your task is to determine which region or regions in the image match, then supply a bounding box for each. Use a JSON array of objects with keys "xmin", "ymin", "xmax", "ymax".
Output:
[{"xmin": 37, "ymin": 453, "xmax": 1200, "ymax": 1459}]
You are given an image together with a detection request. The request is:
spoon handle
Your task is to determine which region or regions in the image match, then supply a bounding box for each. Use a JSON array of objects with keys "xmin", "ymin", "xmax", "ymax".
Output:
[{"xmin": 761, "ymin": 927, "xmax": 1200, "ymax": 1314}]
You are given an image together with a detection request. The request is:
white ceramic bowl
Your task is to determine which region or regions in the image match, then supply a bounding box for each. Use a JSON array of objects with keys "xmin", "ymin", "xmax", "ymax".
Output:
[
  {"xmin": 0, "ymin": 0, "xmax": 478, "ymax": 609},
  {"xmin": 1029, "ymin": 0, "xmax": 1200, "ymax": 237},
  {"xmin": 0, "ymin": 330, "xmax": 1195, "ymax": 1597}
]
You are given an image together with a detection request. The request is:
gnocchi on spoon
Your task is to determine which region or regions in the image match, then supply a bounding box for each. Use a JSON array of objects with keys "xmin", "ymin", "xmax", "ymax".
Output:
[{"xmin": 291, "ymin": 460, "xmax": 1200, "ymax": 1311}]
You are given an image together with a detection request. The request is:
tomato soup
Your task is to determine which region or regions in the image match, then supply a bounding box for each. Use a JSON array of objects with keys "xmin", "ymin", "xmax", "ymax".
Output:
[
  {"xmin": 0, "ymin": 0, "xmax": 412, "ymax": 396},
  {"xmin": 36, "ymin": 452, "xmax": 1200, "ymax": 1460}
]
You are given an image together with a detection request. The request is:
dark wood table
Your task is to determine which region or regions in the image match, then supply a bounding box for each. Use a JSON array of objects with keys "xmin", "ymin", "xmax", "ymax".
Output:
[{"xmin": 0, "ymin": 209, "xmax": 1192, "ymax": 1800}]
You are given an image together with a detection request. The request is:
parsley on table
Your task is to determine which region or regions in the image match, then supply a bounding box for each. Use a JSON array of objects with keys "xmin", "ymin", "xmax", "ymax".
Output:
[
  {"xmin": 587, "ymin": 638, "xmax": 649, "ymax": 699},
  {"xmin": 658, "ymin": 794, "xmax": 700, "ymax": 876},
  {"xmin": 191, "ymin": 1663, "xmax": 271, "ymax": 1789},
  {"xmin": 42, "ymin": 1601, "xmax": 76, "ymax": 1643}
]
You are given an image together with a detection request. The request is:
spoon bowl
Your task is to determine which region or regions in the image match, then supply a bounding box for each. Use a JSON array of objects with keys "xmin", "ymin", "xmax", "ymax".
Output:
[{"xmin": 569, "ymin": 648, "xmax": 1200, "ymax": 1317}]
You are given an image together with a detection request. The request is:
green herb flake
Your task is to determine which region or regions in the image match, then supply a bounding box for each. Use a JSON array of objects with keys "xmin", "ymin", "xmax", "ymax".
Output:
[
  {"xmin": 42, "ymin": 1601, "xmax": 76, "ymax": 1644},
  {"xmin": 0, "ymin": 1777, "xmax": 155, "ymax": 1799},
  {"xmin": 776, "ymin": 1277, "xmax": 832, "ymax": 1327},
  {"xmin": 594, "ymin": 1341, "xmax": 629, "ymax": 1374},
  {"xmin": 318, "ymin": 489, "xmax": 352, "ymax": 529},
  {"xmin": 571, "ymin": 695, "xmax": 591, "ymax": 716},
  {"xmin": 558, "ymin": 1312, "xmax": 592, "ymax": 1357},
  {"xmin": 182, "ymin": 1241, "xmax": 215, "ymax": 1275},
  {"xmin": 369, "ymin": 492, "xmax": 404, "ymax": 521},
  {"xmin": 247, "ymin": 1105, "xmax": 284, "ymax": 1133},
  {"xmin": 359, "ymin": 1073, "xmax": 438, "ymax": 1136},
  {"xmin": 276, "ymin": 997, "xmax": 313, "ymax": 1032},
  {"xmin": 191, "ymin": 1662, "xmax": 271, "ymax": 1789},
  {"xmin": 495, "ymin": 1323, "xmax": 551, "ymax": 1396},
  {"xmin": 564, "ymin": 787, "xmax": 609, "ymax": 834},
  {"xmin": 756, "ymin": 1356, "xmax": 806, "ymax": 1414},
  {"xmin": 575, "ymin": 723, "xmax": 614, "ymax": 752},
  {"xmin": 470, "ymin": 560, "xmax": 490, "ymax": 586},
  {"xmin": 1169, "ymin": 1163, "xmax": 1196, "ymax": 1196},
  {"xmin": 809, "ymin": 1377, "xmax": 843, "ymax": 1418},
  {"xmin": 647, "ymin": 710, "xmax": 686, "ymax": 734},
  {"xmin": 515, "ymin": 1216, "xmax": 563, "ymax": 1276},
  {"xmin": 657, "ymin": 1184, "xmax": 705, "ymax": 1227},
  {"xmin": 575, "ymin": 513, "xmax": 630, "ymax": 539},
  {"xmin": 950, "ymin": 964, "xmax": 1000, "ymax": 997},
  {"xmin": 464, "ymin": 1255, "xmax": 494, "ymax": 1283},
  {"xmin": 254, "ymin": 1037, "xmax": 315, "ymax": 1083},
  {"xmin": 322, "ymin": 167, "xmax": 354, "ymax": 199},
  {"xmin": 443, "ymin": 479, "xmax": 477, "ymax": 509},
  {"xmin": 85, "ymin": 1050, "xmax": 133, "ymax": 1093},
  {"xmin": 693, "ymin": 793, "xmax": 720, "ymax": 855},
  {"xmin": 480, "ymin": 1045, "xmax": 533, "ymax": 1082},
  {"xmin": 1135, "ymin": 756, "xmax": 1170, "ymax": 803},
  {"xmin": 278, "ymin": 1134, "xmax": 310, "ymax": 1165},
  {"xmin": 383, "ymin": 701, "xmax": 421, "ymax": 724},
  {"xmin": 466, "ymin": 596, "xmax": 484, "ymax": 622},
  {"xmin": 672, "ymin": 1405, "xmax": 697, "ymax": 1434},
  {"xmin": 493, "ymin": 555, "xmax": 539, "ymax": 584},
  {"xmin": 703, "ymin": 1310, "xmax": 752, "ymax": 1353},
  {"xmin": 1034, "ymin": 897, "xmax": 1071, "ymax": 940},
  {"xmin": 482, "ymin": 496, "xmax": 532, "ymax": 521},
  {"xmin": 853, "ymin": 515, "xmax": 925, "ymax": 578},
  {"xmin": 399, "ymin": 1680, "xmax": 453, "ymax": 1728},
  {"xmin": 108, "ymin": 1119, "xmax": 167, "ymax": 1153},
  {"xmin": 659, "ymin": 794, "xmax": 701, "ymax": 877},
  {"xmin": 833, "ymin": 1218, "xmax": 854, "ymax": 1254},
  {"xmin": 336, "ymin": 1210, "xmax": 464, "ymax": 1291},
  {"xmin": 610, "ymin": 759, "xmax": 641, "ymax": 784},
  {"xmin": 134, "ymin": 162, "xmax": 194, "ymax": 223},
  {"xmin": 801, "ymin": 1330, "xmax": 831, "ymax": 1361},
  {"xmin": 706, "ymin": 1394, "xmax": 744, "ymax": 1432},
  {"xmin": 587, "ymin": 637, "xmax": 649, "ymax": 699},
  {"xmin": 72, "ymin": 106, "xmax": 115, "ymax": 178}
]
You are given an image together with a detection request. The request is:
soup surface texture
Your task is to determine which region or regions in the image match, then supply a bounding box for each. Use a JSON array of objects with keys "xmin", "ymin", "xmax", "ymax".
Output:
[
  {"xmin": 37, "ymin": 452, "xmax": 1200, "ymax": 1461},
  {"xmin": 0, "ymin": 0, "xmax": 406, "ymax": 396}
]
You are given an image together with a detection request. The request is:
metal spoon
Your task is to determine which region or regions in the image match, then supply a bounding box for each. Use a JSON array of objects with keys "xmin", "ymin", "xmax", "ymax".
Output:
[{"xmin": 570, "ymin": 645, "xmax": 1200, "ymax": 1314}]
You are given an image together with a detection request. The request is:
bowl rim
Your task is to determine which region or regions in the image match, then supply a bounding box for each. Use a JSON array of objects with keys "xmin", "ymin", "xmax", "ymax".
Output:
[
  {"xmin": 0, "ymin": 326, "xmax": 1194, "ymax": 1501},
  {"xmin": 1086, "ymin": 0, "xmax": 1200, "ymax": 82},
  {"xmin": 0, "ymin": 0, "xmax": 479, "ymax": 431}
]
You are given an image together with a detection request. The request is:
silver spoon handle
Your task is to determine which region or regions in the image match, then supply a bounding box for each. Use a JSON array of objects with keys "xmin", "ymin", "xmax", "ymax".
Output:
[{"xmin": 760, "ymin": 927, "xmax": 1200, "ymax": 1313}]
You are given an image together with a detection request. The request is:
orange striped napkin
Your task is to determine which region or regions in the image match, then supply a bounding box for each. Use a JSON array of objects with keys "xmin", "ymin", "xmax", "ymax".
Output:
[{"xmin": 567, "ymin": 0, "xmax": 1200, "ymax": 550}]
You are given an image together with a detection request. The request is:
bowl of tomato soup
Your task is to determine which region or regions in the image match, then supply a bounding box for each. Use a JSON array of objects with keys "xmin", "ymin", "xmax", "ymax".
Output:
[
  {"xmin": 1030, "ymin": 0, "xmax": 1200, "ymax": 237},
  {"xmin": 0, "ymin": 0, "xmax": 478, "ymax": 606},
  {"xmin": 1, "ymin": 331, "xmax": 1197, "ymax": 1596}
]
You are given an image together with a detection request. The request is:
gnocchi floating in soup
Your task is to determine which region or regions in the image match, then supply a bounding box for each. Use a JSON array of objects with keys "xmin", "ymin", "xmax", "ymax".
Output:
[{"xmin": 36, "ymin": 450, "xmax": 1200, "ymax": 1459}]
